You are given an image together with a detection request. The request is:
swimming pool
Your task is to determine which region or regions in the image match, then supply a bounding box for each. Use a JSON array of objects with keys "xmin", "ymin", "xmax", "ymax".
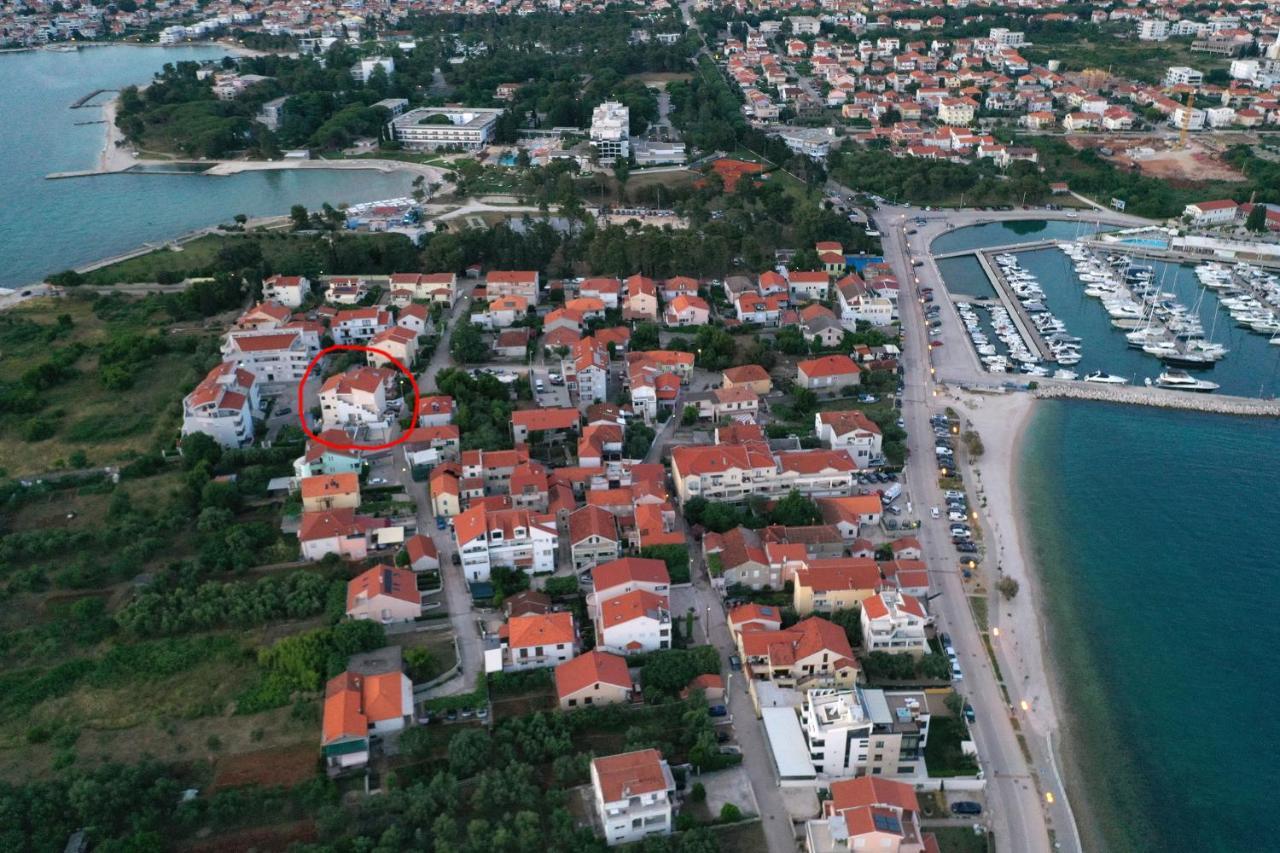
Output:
[{"xmin": 1119, "ymin": 237, "xmax": 1169, "ymax": 249}]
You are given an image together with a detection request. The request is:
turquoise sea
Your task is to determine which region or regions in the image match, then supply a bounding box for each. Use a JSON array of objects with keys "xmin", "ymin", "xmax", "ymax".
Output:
[
  {"xmin": 937, "ymin": 222, "xmax": 1280, "ymax": 851},
  {"xmin": 1021, "ymin": 401, "xmax": 1280, "ymax": 852},
  {"xmin": 0, "ymin": 46, "xmax": 415, "ymax": 289}
]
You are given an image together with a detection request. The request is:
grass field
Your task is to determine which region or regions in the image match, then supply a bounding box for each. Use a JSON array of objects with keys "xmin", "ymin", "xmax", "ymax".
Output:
[
  {"xmin": 1022, "ymin": 38, "xmax": 1230, "ymax": 84},
  {"xmin": 0, "ymin": 297, "xmax": 214, "ymax": 475},
  {"xmin": 82, "ymin": 235, "xmax": 228, "ymax": 285},
  {"xmin": 931, "ymin": 825, "xmax": 993, "ymax": 853}
]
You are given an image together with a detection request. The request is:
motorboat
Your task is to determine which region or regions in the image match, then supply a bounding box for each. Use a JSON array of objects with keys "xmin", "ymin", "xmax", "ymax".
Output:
[
  {"xmin": 1153, "ymin": 370, "xmax": 1219, "ymax": 392},
  {"xmin": 1053, "ymin": 369, "xmax": 1078, "ymax": 380},
  {"xmin": 1083, "ymin": 371, "xmax": 1128, "ymax": 385}
]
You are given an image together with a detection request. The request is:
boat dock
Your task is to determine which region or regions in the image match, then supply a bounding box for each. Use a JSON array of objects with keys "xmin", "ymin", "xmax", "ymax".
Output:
[
  {"xmin": 933, "ymin": 239, "xmax": 1058, "ymax": 261},
  {"xmin": 70, "ymin": 88, "xmax": 117, "ymax": 109},
  {"xmin": 1033, "ymin": 381, "xmax": 1280, "ymax": 417},
  {"xmin": 973, "ymin": 249, "xmax": 1056, "ymax": 362},
  {"xmin": 1080, "ymin": 238, "xmax": 1280, "ymax": 272}
]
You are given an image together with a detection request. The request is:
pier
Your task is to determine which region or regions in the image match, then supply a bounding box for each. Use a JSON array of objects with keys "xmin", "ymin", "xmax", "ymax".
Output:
[
  {"xmin": 1033, "ymin": 381, "xmax": 1280, "ymax": 417},
  {"xmin": 974, "ymin": 249, "xmax": 1055, "ymax": 362},
  {"xmin": 70, "ymin": 88, "xmax": 117, "ymax": 109},
  {"xmin": 932, "ymin": 239, "xmax": 1059, "ymax": 260}
]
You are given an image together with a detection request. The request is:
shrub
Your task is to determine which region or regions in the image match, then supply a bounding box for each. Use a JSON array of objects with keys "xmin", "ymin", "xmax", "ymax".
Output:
[{"xmin": 720, "ymin": 803, "xmax": 742, "ymax": 823}]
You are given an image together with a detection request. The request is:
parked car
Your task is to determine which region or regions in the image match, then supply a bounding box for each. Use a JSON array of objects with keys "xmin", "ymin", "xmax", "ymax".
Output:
[
  {"xmin": 948, "ymin": 511, "xmax": 967, "ymax": 522},
  {"xmin": 950, "ymin": 801, "xmax": 982, "ymax": 816},
  {"xmin": 930, "ymin": 506, "xmax": 941, "ymax": 519},
  {"xmin": 708, "ymin": 704, "xmax": 728, "ymax": 717},
  {"xmin": 964, "ymin": 704, "xmax": 976, "ymax": 723},
  {"xmin": 956, "ymin": 542, "xmax": 978, "ymax": 553},
  {"xmin": 451, "ymin": 553, "xmax": 461, "ymax": 566},
  {"xmin": 729, "ymin": 654, "xmax": 742, "ymax": 671},
  {"xmin": 945, "ymin": 490, "xmax": 965, "ymax": 500},
  {"xmin": 436, "ymin": 516, "xmax": 447, "ymax": 530},
  {"xmin": 369, "ymin": 477, "xmax": 388, "ymax": 486},
  {"xmin": 950, "ymin": 663, "xmax": 964, "ymax": 681}
]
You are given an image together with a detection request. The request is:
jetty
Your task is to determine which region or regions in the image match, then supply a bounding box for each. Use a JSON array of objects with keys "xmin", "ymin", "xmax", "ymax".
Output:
[
  {"xmin": 1033, "ymin": 381, "xmax": 1280, "ymax": 417},
  {"xmin": 932, "ymin": 239, "xmax": 1058, "ymax": 260},
  {"xmin": 974, "ymin": 249, "xmax": 1055, "ymax": 362},
  {"xmin": 70, "ymin": 88, "xmax": 117, "ymax": 109}
]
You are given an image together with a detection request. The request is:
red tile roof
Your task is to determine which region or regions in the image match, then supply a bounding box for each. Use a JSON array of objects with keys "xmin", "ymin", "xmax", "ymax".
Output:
[{"xmin": 555, "ymin": 650, "xmax": 632, "ymax": 700}]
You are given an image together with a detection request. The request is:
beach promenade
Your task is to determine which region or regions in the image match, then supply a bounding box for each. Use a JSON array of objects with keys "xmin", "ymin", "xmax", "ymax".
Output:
[{"xmin": 867, "ymin": 197, "xmax": 1088, "ymax": 853}]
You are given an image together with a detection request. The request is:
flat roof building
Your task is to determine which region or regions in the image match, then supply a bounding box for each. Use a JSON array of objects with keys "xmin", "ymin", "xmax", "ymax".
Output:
[{"xmin": 389, "ymin": 107, "xmax": 504, "ymax": 150}]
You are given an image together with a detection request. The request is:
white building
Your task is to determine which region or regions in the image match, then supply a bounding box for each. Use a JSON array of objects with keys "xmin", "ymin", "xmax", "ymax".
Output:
[
  {"xmin": 221, "ymin": 327, "xmax": 320, "ymax": 385},
  {"xmin": 351, "ymin": 56, "xmax": 394, "ymax": 83},
  {"xmin": 319, "ymin": 367, "xmax": 389, "ymax": 431},
  {"xmin": 454, "ymin": 505, "xmax": 559, "ymax": 582},
  {"xmin": 988, "ymin": 28, "xmax": 1025, "ymax": 47},
  {"xmin": 814, "ymin": 410, "xmax": 883, "ymax": 466},
  {"xmin": 388, "ymin": 107, "xmax": 504, "ymax": 150},
  {"xmin": 262, "ymin": 274, "xmax": 309, "ymax": 308},
  {"xmin": 1138, "ymin": 19, "xmax": 1170, "ymax": 41},
  {"xmin": 1168, "ymin": 105, "xmax": 1206, "ymax": 131},
  {"xmin": 1164, "ymin": 66, "xmax": 1204, "ymax": 87},
  {"xmin": 182, "ymin": 361, "xmax": 260, "ymax": 448},
  {"xmin": 591, "ymin": 750, "xmax": 675, "ymax": 846},
  {"xmin": 799, "ymin": 687, "xmax": 931, "ymax": 780},
  {"xmin": 590, "ymin": 101, "xmax": 630, "ymax": 164},
  {"xmin": 860, "ymin": 590, "xmax": 930, "ymax": 655},
  {"xmin": 596, "ymin": 590, "xmax": 672, "ymax": 654}
]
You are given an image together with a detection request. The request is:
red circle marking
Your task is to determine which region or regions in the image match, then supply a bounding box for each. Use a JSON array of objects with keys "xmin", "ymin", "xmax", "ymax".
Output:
[{"xmin": 296, "ymin": 344, "xmax": 420, "ymax": 452}]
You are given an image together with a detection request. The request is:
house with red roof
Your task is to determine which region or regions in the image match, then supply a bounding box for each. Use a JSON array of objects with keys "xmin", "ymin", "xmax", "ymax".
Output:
[
  {"xmin": 555, "ymin": 650, "xmax": 633, "ymax": 709},
  {"xmin": 797, "ymin": 354, "xmax": 862, "ymax": 395},
  {"xmin": 294, "ymin": 429, "xmax": 364, "ymax": 479},
  {"xmin": 418, "ymin": 395, "xmax": 454, "ymax": 427},
  {"xmin": 805, "ymin": 776, "xmax": 933, "ymax": 853},
  {"xmin": 498, "ymin": 611, "xmax": 577, "ymax": 671},
  {"xmin": 333, "ymin": 307, "xmax": 392, "ymax": 345},
  {"xmin": 736, "ymin": 615, "xmax": 858, "ymax": 689},
  {"xmin": 793, "ymin": 556, "xmax": 884, "ymax": 615},
  {"xmin": 861, "ymin": 589, "xmax": 930, "ymax": 655},
  {"xmin": 319, "ymin": 366, "xmax": 393, "ymax": 430},
  {"xmin": 367, "ymin": 325, "xmax": 419, "ymax": 368},
  {"xmin": 1183, "ymin": 199, "xmax": 1239, "ymax": 226},
  {"xmin": 486, "ymin": 270, "xmax": 540, "ymax": 304},
  {"xmin": 790, "ymin": 270, "xmax": 833, "ymax": 301},
  {"xmin": 568, "ymin": 504, "xmax": 621, "ymax": 572},
  {"xmin": 347, "ymin": 564, "xmax": 422, "ymax": 623},
  {"xmin": 815, "ymin": 410, "xmax": 883, "ymax": 466},
  {"xmin": 722, "ymin": 364, "xmax": 773, "ymax": 395},
  {"xmin": 403, "ymin": 534, "xmax": 439, "ymax": 572},
  {"xmin": 298, "ymin": 508, "xmax": 387, "ymax": 562},
  {"xmin": 300, "ymin": 472, "xmax": 361, "ymax": 512},
  {"xmin": 262, "ymin": 275, "xmax": 310, "ymax": 308},
  {"xmin": 321, "ymin": 663, "xmax": 412, "ymax": 775},
  {"xmin": 511, "ymin": 406, "xmax": 581, "ymax": 444},
  {"xmin": 591, "ymin": 749, "xmax": 675, "ymax": 846},
  {"xmin": 579, "ymin": 277, "xmax": 622, "ymax": 308},
  {"xmin": 663, "ymin": 293, "xmax": 711, "ymax": 327},
  {"xmin": 221, "ymin": 326, "xmax": 319, "ymax": 385}
]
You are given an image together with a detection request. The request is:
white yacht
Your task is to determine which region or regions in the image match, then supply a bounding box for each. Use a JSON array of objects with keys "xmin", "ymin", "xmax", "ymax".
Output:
[
  {"xmin": 1083, "ymin": 371, "xmax": 1128, "ymax": 385},
  {"xmin": 1153, "ymin": 370, "xmax": 1219, "ymax": 392}
]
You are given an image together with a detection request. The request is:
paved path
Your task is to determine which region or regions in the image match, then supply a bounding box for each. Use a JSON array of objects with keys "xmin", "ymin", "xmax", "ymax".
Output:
[{"xmin": 873, "ymin": 202, "xmax": 1082, "ymax": 853}]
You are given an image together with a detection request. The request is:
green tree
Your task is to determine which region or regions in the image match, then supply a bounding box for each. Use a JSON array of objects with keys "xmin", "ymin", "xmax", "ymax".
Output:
[
  {"xmin": 1245, "ymin": 203, "xmax": 1268, "ymax": 233},
  {"xmin": 289, "ymin": 204, "xmax": 310, "ymax": 230},
  {"xmin": 768, "ymin": 490, "xmax": 822, "ymax": 526},
  {"xmin": 448, "ymin": 728, "xmax": 492, "ymax": 778}
]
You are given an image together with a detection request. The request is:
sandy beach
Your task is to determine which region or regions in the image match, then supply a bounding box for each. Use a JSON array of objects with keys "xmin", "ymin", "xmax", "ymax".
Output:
[
  {"xmin": 97, "ymin": 94, "xmax": 135, "ymax": 172},
  {"xmin": 946, "ymin": 390, "xmax": 1082, "ymax": 845}
]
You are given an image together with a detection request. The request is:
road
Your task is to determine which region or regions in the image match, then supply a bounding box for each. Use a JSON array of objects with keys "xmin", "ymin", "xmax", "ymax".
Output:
[
  {"xmin": 872, "ymin": 201, "xmax": 1082, "ymax": 853},
  {"xmin": 682, "ymin": 524, "xmax": 800, "ymax": 853},
  {"xmin": 406, "ymin": 281, "xmax": 487, "ymax": 699}
]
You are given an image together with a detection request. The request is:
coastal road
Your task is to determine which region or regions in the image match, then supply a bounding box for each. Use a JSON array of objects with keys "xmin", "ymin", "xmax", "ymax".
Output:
[{"xmin": 873, "ymin": 203, "xmax": 1074, "ymax": 853}]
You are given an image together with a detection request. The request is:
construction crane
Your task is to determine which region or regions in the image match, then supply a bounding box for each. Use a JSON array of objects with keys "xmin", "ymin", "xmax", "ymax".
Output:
[{"xmin": 1179, "ymin": 91, "xmax": 1195, "ymax": 148}]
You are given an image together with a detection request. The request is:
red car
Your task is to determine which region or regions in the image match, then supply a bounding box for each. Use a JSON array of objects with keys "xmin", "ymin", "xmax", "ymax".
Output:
[{"xmin": 930, "ymin": 340, "xmax": 944, "ymax": 348}]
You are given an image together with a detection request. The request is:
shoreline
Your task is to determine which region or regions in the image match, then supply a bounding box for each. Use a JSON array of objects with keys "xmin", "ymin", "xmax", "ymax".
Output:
[{"xmin": 952, "ymin": 390, "xmax": 1086, "ymax": 850}]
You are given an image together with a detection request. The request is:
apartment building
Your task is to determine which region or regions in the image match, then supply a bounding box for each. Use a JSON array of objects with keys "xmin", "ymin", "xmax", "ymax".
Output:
[
  {"xmin": 815, "ymin": 410, "xmax": 884, "ymax": 466},
  {"xmin": 319, "ymin": 367, "xmax": 391, "ymax": 431},
  {"xmin": 590, "ymin": 100, "xmax": 631, "ymax": 164},
  {"xmin": 454, "ymin": 505, "xmax": 559, "ymax": 582},
  {"xmin": 737, "ymin": 616, "xmax": 859, "ymax": 690},
  {"xmin": 221, "ymin": 327, "xmax": 319, "ymax": 385},
  {"xmin": 804, "ymin": 773, "xmax": 931, "ymax": 853},
  {"xmin": 181, "ymin": 361, "xmax": 260, "ymax": 448}
]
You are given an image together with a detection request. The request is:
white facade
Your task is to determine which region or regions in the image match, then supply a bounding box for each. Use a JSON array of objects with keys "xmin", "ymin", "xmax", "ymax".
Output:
[
  {"xmin": 860, "ymin": 590, "xmax": 929, "ymax": 655},
  {"xmin": 388, "ymin": 107, "xmax": 503, "ymax": 150},
  {"xmin": 1138, "ymin": 19, "xmax": 1170, "ymax": 41},
  {"xmin": 351, "ymin": 56, "xmax": 394, "ymax": 83},
  {"xmin": 457, "ymin": 514, "xmax": 558, "ymax": 582},
  {"xmin": 182, "ymin": 362, "xmax": 260, "ymax": 448},
  {"xmin": 598, "ymin": 604, "xmax": 672, "ymax": 654},
  {"xmin": 799, "ymin": 688, "xmax": 931, "ymax": 779},
  {"xmin": 221, "ymin": 327, "xmax": 319, "ymax": 385},
  {"xmin": 592, "ymin": 752, "xmax": 676, "ymax": 847},
  {"xmin": 590, "ymin": 101, "xmax": 631, "ymax": 164},
  {"xmin": 1164, "ymin": 66, "xmax": 1204, "ymax": 86}
]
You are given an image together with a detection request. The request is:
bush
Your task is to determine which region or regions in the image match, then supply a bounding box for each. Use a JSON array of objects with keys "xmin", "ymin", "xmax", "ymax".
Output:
[
  {"xmin": 997, "ymin": 577, "xmax": 1020, "ymax": 600},
  {"xmin": 690, "ymin": 781, "xmax": 706, "ymax": 802},
  {"xmin": 720, "ymin": 803, "xmax": 743, "ymax": 823}
]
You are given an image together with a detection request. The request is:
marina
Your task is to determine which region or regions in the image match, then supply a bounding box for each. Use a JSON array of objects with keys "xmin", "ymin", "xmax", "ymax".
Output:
[{"xmin": 937, "ymin": 229, "xmax": 1280, "ymax": 399}]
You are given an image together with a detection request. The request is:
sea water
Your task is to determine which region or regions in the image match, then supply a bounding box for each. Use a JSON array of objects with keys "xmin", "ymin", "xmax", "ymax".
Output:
[
  {"xmin": 2, "ymin": 46, "xmax": 415, "ymax": 289},
  {"xmin": 1021, "ymin": 400, "xmax": 1280, "ymax": 852}
]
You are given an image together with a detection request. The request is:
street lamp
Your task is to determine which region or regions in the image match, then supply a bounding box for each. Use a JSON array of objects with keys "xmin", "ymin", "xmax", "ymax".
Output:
[
  {"xmin": 991, "ymin": 627, "xmax": 1000, "ymax": 638},
  {"xmin": 1020, "ymin": 699, "xmax": 1030, "ymax": 712}
]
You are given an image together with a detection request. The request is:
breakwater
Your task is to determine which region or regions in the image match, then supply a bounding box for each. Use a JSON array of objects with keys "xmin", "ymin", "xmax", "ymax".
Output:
[{"xmin": 1033, "ymin": 381, "xmax": 1280, "ymax": 416}]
